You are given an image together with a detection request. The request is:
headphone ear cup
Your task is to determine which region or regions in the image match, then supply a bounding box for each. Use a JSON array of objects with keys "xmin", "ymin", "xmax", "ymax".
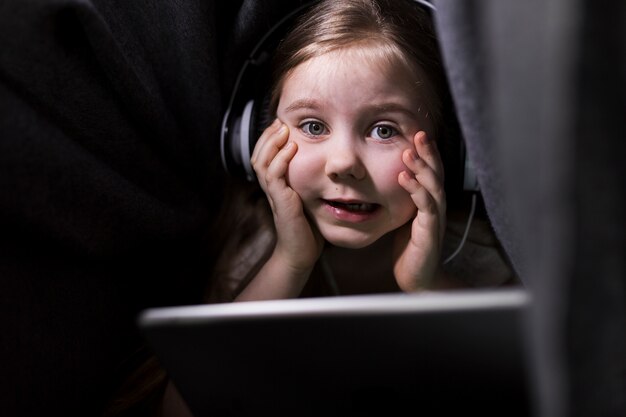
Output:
[
  {"xmin": 221, "ymin": 84, "xmax": 274, "ymax": 182},
  {"xmin": 237, "ymin": 99, "xmax": 257, "ymax": 181},
  {"xmin": 220, "ymin": 98, "xmax": 257, "ymax": 181},
  {"xmin": 233, "ymin": 92, "xmax": 273, "ymax": 182}
]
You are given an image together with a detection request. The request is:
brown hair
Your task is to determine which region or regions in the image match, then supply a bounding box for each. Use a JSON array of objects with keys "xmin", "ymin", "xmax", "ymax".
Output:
[{"xmin": 269, "ymin": 0, "xmax": 447, "ymax": 138}]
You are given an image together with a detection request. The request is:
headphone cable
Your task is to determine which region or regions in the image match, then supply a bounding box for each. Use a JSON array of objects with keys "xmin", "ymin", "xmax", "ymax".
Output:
[{"xmin": 443, "ymin": 192, "xmax": 477, "ymax": 265}]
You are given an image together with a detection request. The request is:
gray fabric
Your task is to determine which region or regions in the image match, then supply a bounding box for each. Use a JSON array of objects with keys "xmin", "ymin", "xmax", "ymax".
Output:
[
  {"xmin": 434, "ymin": 0, "xmax": 626, "ymax": 416},
  {"xmin": 432, "ymin": 0, "xmax": 527, "ymax": 278}
]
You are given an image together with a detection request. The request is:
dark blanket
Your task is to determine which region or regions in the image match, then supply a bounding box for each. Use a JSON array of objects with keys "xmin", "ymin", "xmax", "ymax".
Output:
[
  {"xmin": 1, "ymin": 0, "xmax": 624, "ymax": 416},
  {"xmin": 1, "ymin": 0, "xmax": 241, "ymax": 415}
]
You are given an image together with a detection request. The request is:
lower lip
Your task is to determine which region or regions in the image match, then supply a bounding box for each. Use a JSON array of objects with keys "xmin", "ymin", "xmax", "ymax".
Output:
[{"xmin": 323, "ymin": 202, "xmax": 380, "ymax": 223}]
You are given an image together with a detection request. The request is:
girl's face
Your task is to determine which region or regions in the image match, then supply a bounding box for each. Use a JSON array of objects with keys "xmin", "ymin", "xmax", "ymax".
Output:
[{"xmin": 276, "ymin": 46, "xmax": 435, "ymax": 249}]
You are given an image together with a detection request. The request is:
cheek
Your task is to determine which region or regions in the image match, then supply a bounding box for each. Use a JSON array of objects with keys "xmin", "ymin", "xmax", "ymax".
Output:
[
  {"xmin": 370, "ymin": 154, "xmax": 416, "ymax": 219},
  {"xmin": 286, "ymin": 144, "xmax": 324, "ymax": 196},
  {"xmin": 392, "ymin": 192, "xmax": 417, "ymax": 224},
  {"xmin": 370, "ymin": 152, "xmax": 407, "ymax": 192}
]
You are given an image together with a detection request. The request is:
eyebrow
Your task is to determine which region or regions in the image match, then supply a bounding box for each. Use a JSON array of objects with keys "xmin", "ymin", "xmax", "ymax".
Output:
[
  {"xmin": 283, "ymin": 98, "xmax": 419, "ymax": 119},
  {"xmin": 369, "ymin": 103, "xmax": 419, "ymax": 119},
  {"xmin": 284, "ymin": 98, "xmax": 322, "ymax": 113}
]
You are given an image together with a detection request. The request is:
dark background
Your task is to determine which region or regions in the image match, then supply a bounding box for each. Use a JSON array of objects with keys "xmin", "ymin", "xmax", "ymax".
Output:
[{"xmin": 1, "ymin": 1, "xmax": 624, "ymax": 416}]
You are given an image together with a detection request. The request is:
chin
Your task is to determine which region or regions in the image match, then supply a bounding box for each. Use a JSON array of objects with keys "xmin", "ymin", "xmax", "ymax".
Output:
[{"xmin": 320, "ymin": 227, "xmax": 384, "ymax": 249}]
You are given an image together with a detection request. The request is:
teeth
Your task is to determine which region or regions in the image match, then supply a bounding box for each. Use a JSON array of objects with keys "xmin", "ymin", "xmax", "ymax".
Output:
[
  {"xmin": 346, "ymin": 203, "xmax": 372, "ymax": 211},
  {"xmin": 330, "ymin": 201, "xmax": 375, "ymax": 211}
]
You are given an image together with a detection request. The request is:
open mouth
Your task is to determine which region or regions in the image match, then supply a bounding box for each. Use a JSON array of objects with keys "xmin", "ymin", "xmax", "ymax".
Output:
[{"xmin": 324, "ymin": 200, "xmax": 379, "ymax": 213}]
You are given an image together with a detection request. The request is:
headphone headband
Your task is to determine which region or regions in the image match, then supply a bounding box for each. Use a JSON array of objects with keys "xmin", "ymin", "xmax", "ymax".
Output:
[{"xmin": 220, "ymin": 0, "xmax": 436, "ymax": 181}]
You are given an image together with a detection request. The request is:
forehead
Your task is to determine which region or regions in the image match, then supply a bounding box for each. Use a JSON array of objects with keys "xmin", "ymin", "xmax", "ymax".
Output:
[
  {"xmin": 280, "ymin": 45, "xmax": 424, "ymax": 104},
  {"xmin": 299, "ymin": 42, "xmax": 419, "ymax": 78}
]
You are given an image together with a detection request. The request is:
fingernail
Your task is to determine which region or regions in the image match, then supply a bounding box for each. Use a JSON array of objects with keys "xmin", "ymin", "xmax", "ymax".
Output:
[
  {"xmin": 284, "ymin": 141, "xmax": 294, "ymax": 149},
  {"xmin": 420, "ymin": 132, "xmax": 430, "ymax": 144},
  {"xmin": 278, "ymin": 124, "xmax": 287, "ymax": 134}
]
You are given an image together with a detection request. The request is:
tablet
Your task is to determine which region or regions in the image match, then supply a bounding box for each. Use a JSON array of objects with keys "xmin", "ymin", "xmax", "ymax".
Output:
[{"xmin": 138, "ymin": 288, "xmax": 531, "ymax": 417}]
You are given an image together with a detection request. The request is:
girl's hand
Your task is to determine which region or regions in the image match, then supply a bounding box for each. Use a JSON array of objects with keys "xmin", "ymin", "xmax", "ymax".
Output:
[
  {"xmin": 392, "ymin": 131, "xmax": 447, "ymax": 292},
  {"xmin": 250, "ymin": 119, "xmax": 324, "ymax": 274}
]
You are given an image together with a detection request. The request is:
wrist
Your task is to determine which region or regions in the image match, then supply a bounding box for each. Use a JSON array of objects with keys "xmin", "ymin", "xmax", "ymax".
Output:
[
  {"xmin": 271, "ymin": 245, "xmax": 317, "ymax": 278},
  {"xmin": 235, "ymin": 249, "xmax": 315, "ymax": 302},
  {"xmin": 271, "ymin": 243, "xmax": 319, "ymax": 277}
]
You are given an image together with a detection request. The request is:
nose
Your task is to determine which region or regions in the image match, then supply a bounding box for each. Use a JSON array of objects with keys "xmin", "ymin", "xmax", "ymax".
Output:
[{"xmin": 324, "ymin": 133, "xmax": 366, "ymax": 180}]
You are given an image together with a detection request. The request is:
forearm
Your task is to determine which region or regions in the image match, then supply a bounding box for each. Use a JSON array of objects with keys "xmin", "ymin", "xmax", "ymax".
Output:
[{"xmin": 235, "ymin": 249, "xmax": 314, "ymax": 301}]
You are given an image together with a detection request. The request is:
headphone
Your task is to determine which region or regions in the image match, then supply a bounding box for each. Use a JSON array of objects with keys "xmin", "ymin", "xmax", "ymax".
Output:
[{"xmin": 220, "ymin": 0, "xmax": 479, "ymax": 193}]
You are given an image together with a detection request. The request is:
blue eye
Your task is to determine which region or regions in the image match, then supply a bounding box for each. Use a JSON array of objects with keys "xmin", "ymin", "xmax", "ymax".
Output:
[
  {"xmin": 301, "ymin": 121, "xmax": 328, "ymax": 136},
  {"xmin": 370, "ymin": 125, "xmax": 397, "ymax": 140}
]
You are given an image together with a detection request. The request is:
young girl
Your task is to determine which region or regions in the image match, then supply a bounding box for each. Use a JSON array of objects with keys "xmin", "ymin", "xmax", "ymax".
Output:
[
  {"xmin": 105, "ymin": 0, "xmax": 518, "ymax": 415},
  {"xmin": 209, "ymin": 0, "xmax": 460, "ymax": 304}
]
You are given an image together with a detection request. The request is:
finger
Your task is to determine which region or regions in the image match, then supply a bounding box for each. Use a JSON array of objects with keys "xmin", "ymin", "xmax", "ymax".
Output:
[
  {"xmin": 264, "ymin": 141, "xmax": 298, "ymax": 192},
  {"xmin": 402, "ymin": 149, "xmax": 446, "ymax": 218},
  {"xmin": 264, "ymin": 141, "xmax": 301, "ymax": 223},
  {"xmin": 255, "ymin": 124, "xmax": 289, "ymax": 170},
  {"xmin": 251, "ymin": 123, "xmax": 289, "ymax": 189},
  {"xmin": 401, "ymin": 150, "xmax": 446, "ymax": 245},
  {"xmin": 250, "ymin": 119, "xmax": 285, "ymax": 166},
  {"xmin": 398, "ymin": 171, "xmax": 438, "ymax": 216},
  {"xmin": 413, "ymin": 131, "xmax": 444, "ymax": 183},
  {"xmin": 398, "ymin": 170, "xmax": 444, "ymax": 245},
  {"xmin": 251, "ymin": 118, "xmax": 280, "ymax": 159}
]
